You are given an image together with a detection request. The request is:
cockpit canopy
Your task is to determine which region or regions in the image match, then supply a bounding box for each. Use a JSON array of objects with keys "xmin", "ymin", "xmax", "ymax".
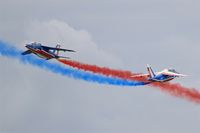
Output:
[
  {"xmin": 30, "ymin": 42, "xmax": 42, "ymax": 47},
  {"xmin": 168, "ymin": 69, "xmax": 179, "ymax": 74}
]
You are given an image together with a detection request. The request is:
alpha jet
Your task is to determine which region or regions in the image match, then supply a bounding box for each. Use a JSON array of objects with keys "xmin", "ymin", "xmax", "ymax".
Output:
[
  {"xmin": 22, "ymin": 42, "xmax": 75, "ymax": 60},
  {"xmin": 131, "ymin": 64, "xmax": 186, "ymax": 82}
]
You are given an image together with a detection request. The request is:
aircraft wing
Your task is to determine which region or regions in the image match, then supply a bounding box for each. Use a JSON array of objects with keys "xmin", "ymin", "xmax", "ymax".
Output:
[
  {"xmin": 42, "ymin": 46, "xmax": 76, "ymax": 52},
  {"xmin": 21, "ymin": 50, "xmax": 32, "ymax": 55},
  {"xmin": 162, "ymin": 72, "xmax": 187, "ymax": 77},
  {"xmin": 131, "ymin": 73, "xmax": 150, "ymax": 78}
]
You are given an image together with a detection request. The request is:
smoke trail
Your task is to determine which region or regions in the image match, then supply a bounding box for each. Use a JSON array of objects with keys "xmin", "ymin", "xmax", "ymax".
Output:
[
  {"xmin": 1, "ymin": 41, "xmax": 200, "ymax": 103},
  {"xmin": 58, "ymin": 59, "xmax": 147, "ymax": 82},
  {"xmin": 0, "ymin": 41, "xmax": 146, "ymax": 86},
  {"xmin": 58, "ymin": 59, "xmax": 200, "ymax": 104},
  {"xmin": 151, "ymin": 82, "xmax": 200, "ymax": 103}
]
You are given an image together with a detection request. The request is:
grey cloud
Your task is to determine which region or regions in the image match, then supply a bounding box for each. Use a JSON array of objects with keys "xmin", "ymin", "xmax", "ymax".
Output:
[{"xmin": 1, "ymin": 0, "xmax": 200, "ymax": 133}]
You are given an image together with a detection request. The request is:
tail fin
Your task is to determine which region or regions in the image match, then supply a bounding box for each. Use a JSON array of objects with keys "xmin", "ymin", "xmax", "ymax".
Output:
[
  {"xmin": 147, "ymin": 64, "xmax": 155, "ymax": 78},
  {"xmin": 55, "ymin": 44, "xmax": 61, "ymax": 55}
]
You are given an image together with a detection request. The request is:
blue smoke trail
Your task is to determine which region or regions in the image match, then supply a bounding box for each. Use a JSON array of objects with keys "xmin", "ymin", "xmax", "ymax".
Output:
[{"xmin": 0, "ymin": 40, "xmax": 146, "ymax": 86}]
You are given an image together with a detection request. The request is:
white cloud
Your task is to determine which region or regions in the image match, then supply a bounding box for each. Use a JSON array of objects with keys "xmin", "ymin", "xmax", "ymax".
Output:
[{"xmin": 23, "ymin": 20, "xmax": 123, "ymax": 67}]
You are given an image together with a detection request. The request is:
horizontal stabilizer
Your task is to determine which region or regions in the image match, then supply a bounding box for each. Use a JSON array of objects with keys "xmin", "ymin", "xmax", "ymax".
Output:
[
  {"xmin": 58, "ymin": 56, "xmax": 71, "ymax": 59},
  {"xmin": 131, "ymin": 74, "xmax": 150, "ymax": 78},
  {"xmin": 21, "ymin": 50, "xmax": 32, "ymax": 55}
]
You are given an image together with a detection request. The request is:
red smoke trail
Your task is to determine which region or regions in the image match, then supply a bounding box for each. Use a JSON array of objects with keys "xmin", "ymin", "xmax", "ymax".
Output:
[
  {"xmin": 58, "ymin": 59, "xmax": 200, "ymax": 104},
  {"xmin": 151, "ymin": 82, "xmax": 200, "ymax": 103},
  {"xmin": 58, "ymin": 59, "xmax": 147, "ymax": 82}
]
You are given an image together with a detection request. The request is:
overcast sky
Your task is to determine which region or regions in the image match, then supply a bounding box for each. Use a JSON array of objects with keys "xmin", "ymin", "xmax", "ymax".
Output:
[{"xmin": 1, "ymin": 0, "xmax": 200, "ymax": 133}]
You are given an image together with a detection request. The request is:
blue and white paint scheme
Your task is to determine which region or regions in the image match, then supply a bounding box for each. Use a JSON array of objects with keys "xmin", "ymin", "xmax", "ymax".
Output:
[{"xmin": 132, "ymin": 64, "xmax": 187, "ymax": 82}]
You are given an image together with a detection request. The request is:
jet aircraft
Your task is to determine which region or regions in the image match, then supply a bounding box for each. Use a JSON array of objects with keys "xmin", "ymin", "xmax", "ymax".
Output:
[
  {"xmin": 22, "ymin": 42, "xmax": 75, "ymax": 60},
  {"xmin": 131, "ymin": 64, "xmax": 186, "ymax": 82}
]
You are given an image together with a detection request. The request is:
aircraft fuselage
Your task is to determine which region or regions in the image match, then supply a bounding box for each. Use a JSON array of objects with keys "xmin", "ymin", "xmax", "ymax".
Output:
[
  {"xmin": 26, "ymin": 45, "xmax": 58, "ymax": 59},
  {"xmin": 148, "ymin": 74, "xmax": 176, "ymax": 82}
]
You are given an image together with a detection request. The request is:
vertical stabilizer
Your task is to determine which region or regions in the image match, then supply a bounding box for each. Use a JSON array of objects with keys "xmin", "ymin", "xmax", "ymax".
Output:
[
  {"xmin": 55, "ymin": 44, "xmax": 61, "ymax": 55},
  {"xmin": 147, "ymin": 64, "xmax": 155, "ymax": 78}
]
